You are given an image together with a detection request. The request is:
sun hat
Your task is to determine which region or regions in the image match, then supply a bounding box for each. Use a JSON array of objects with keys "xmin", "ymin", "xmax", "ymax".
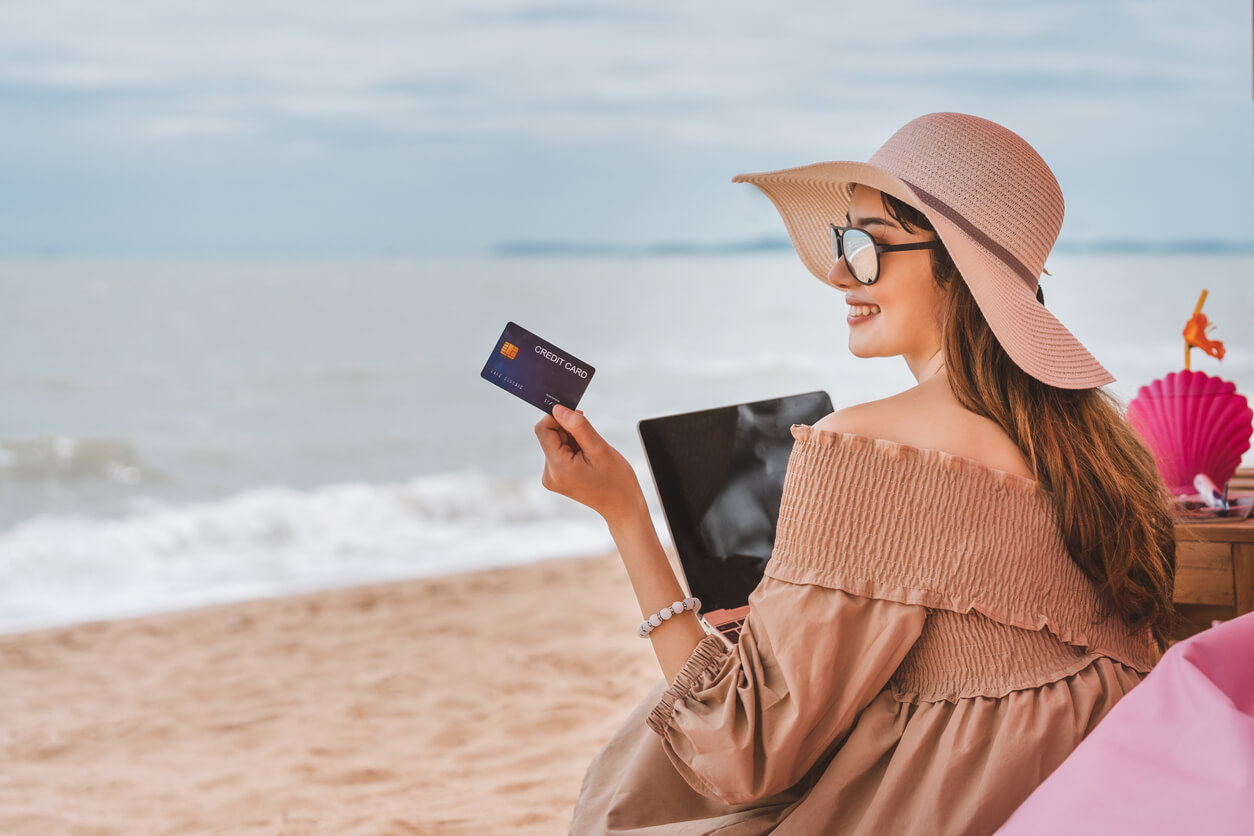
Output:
[{"xmin": 732, "ymin": 111, "xmax": 1114, "ymax": 390}]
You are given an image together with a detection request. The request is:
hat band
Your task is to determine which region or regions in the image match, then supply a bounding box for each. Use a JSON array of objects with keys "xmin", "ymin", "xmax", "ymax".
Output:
[{"xmin": 898, "ymin": 178, "xmax": 1038, "ymax": 289}]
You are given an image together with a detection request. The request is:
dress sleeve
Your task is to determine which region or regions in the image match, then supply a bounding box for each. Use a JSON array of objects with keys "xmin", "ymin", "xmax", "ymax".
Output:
[{"xmin": 645, "ymin": 574, "xmax": 927, "ymax": 805}]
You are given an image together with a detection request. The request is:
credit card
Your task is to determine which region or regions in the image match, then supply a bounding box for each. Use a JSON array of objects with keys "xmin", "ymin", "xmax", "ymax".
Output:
[{"xmin": 480, "ymin": 321, "xmax": 595, "ymax": 415}]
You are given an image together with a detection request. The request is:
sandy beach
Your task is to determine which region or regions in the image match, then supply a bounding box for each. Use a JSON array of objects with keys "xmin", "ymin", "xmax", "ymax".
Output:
[{"xmin": 0, "ymin": 550, "xmax": 664, "ymax": 835}]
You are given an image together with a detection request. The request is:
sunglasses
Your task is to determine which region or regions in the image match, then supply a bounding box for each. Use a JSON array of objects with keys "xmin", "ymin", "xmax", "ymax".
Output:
[{"xmin": 830, "ymin": 224, "xmax": 942, "ymax": 285}]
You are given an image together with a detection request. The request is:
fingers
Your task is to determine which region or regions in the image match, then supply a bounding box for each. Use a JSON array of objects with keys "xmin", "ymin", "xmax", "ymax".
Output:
[
  {"xmin": 551, "ymin": 404, "xmax": 602, "ymax": 452},
  {"xmin": 533, "ymin": 414, "xmax": 566, "ymax": 457},
  {"xmin": 535, "ymin": 406, "xmax": 595, "ymax": 472},
  {"xmin": 534, "ymin": 413, "xmax": 582, "ymax": 459}
]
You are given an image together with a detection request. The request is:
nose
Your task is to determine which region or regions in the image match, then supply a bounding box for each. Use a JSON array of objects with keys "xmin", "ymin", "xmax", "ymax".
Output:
[{"xmin": 826, "ymin": 254, "xmax": 858, "ymax": 290}]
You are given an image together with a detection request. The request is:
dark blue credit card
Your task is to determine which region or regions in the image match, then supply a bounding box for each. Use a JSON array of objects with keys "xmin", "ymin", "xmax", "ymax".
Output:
[{"xmin": 480, "ymin": 321, "xmax": 595, "ymax": 415}]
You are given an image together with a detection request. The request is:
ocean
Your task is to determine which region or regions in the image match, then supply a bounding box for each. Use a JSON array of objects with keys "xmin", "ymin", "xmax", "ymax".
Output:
[{"xmin": 2, "ymin": 253, "xmax": 1251, "ymax": 634}]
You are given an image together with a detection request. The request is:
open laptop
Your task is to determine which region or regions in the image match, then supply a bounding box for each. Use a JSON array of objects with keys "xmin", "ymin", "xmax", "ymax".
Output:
[{"xmin": 637, "ymin": 390, "xmax": 834, "ymax": 645}]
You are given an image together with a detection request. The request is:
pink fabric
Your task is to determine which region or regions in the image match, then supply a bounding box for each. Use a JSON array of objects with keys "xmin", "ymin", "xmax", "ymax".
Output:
[{"xmin": 997, "ymin": 611, "xmax": 1254, "ymax": 834}]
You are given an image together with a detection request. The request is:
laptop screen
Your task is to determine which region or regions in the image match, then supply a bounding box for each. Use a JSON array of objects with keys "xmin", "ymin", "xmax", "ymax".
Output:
[{"xmin": 637, "ymin": 391, "xmax": 834, "ymax": 616}]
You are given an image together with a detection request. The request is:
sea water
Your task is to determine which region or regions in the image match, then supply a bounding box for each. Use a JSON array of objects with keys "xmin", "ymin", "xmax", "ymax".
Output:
[{"xmin": 2, "ymin": 254, "xmax": 1251, "ymax": 633}]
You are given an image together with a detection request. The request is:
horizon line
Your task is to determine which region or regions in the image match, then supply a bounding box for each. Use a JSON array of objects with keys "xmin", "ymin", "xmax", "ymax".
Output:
[{"xmin": 2, "ymin": 237, "xmax": 1252, "ymax": 260}]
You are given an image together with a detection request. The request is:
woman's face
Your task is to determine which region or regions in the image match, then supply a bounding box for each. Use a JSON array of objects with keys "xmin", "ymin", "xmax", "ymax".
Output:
[{"xmin": 827, "ymin": 184, "xmax": 947, "ymax": 379}]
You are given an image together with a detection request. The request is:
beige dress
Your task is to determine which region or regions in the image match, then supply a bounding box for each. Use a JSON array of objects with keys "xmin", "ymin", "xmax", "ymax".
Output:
[{"xmin": 569, "ymin": 425, "xmax": 1157, "ymax": 836}]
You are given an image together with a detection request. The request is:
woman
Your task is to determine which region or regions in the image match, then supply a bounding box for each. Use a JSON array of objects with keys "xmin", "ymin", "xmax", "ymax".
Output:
[{"xmin": 534, "ymin": 112, "xmax": 1176, "ymax": 835}]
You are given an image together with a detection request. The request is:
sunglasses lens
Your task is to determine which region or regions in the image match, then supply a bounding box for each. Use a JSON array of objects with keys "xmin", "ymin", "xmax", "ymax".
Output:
[{"xmin": 842, "ymin": 228, "xmax": 877, "ymax": 283}]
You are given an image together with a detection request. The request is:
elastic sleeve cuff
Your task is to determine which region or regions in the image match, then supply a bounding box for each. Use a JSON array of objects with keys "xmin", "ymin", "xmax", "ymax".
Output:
[{"xmin": 645, "ymin": 634, "xmax": 734, "ymax": 736}]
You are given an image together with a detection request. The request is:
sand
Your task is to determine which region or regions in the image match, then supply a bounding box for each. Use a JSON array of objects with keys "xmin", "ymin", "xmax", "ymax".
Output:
[{"xmin": 0, "ymin": 551, "xmax": 664, "ymax": 835}]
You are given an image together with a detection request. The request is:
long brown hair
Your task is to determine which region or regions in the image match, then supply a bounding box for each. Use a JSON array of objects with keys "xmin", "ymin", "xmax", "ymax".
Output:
[{"xmin": 880, "ymin": 193, "xmax": 1177, "ymax": 649}]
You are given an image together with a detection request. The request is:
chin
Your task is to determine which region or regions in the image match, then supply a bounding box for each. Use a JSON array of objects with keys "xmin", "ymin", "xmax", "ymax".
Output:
[{"xmin": 846, "ymin": 340, "xmax": 882, "ymax": 359}]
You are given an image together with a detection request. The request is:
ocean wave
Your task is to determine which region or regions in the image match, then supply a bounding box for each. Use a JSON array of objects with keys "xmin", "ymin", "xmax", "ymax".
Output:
[
  {"xmin": 0, "ymin": 470, "xmax": 618, "ymax": 634},
  {"xmin": 0, "ymin": 435, "xmax": 163, "ymax": 484}
]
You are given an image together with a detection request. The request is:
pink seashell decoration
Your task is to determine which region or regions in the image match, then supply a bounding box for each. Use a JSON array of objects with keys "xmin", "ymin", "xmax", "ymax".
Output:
[{"xmin": 1127, "ymin": 370, "xmax": 1253, "ymax": 495}]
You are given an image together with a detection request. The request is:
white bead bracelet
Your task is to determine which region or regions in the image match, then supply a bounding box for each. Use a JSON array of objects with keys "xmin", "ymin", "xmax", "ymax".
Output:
[{"xmin": 637, "ymin": 597, "xmax": 701, "ymax": 638}]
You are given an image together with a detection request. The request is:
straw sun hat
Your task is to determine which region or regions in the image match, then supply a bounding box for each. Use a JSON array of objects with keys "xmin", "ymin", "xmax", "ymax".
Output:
[{"xmin": 733, "ymin": 111, "xmax": 1113, "ymax": 390}]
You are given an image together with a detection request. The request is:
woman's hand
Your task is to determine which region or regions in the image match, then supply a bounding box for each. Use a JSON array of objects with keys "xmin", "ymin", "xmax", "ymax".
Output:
[{"xmin": 535, "ymin": 404, "xmax": 645, "ymax": 524}]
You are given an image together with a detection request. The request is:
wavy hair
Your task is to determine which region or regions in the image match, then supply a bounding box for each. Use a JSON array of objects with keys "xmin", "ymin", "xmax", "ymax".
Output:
[{"xmin": 880, "ymin": 192, "xmax": 1177, "ymax": 649}]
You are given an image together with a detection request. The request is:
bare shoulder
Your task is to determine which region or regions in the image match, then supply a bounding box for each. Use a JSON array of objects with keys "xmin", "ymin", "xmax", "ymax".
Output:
[
  {"xmin": 813, "ymin": 380, "xmax": 1034, "ymax": 479},
  {"xmin": 813, "ymin": 399, "xmax": 896, "ymax": 438},
  {"xmin": 813, "ymin": 381, "xmax": 942, "ymax": 436}
]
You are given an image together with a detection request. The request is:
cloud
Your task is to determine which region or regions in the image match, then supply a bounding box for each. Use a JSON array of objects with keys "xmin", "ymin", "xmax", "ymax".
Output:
[
  {"xmin": 0, "ymin": 0, "xmax": 1245, "ymax": 151},
  {"xmin": 0, "ymin": 0, "xmax": 1249, "ymax": 253},
  {"xmin": 138, "ymin": 114, "xmax": 255, "ymax": 139}
]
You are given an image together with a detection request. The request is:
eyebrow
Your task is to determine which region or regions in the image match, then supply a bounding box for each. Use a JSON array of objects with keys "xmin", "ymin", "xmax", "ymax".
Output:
[{"xmin": 844, "ymin": 214, "xmax": 899, "ymax": 230}]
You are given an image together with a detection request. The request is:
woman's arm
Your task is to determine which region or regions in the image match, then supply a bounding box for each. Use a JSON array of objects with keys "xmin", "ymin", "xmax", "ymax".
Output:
[
  {"xmin": 602, "ymin": 494, "xmax": 710, "ymax": 686},
  {"xmin": 534, "ymin": 405, "xmax": 707, "ymax": 684}
]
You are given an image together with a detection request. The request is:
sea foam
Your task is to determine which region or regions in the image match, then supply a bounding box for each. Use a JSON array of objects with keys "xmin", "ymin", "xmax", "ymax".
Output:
[{"xmin": 0, "ymin": 470, "xmax": 617, "ymax": 634}]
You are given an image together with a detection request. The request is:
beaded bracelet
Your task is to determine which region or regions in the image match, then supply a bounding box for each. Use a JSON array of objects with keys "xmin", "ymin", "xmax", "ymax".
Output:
[{"xmin": 637, "ymin": 597, "xmax": 701, "ymax": 638}]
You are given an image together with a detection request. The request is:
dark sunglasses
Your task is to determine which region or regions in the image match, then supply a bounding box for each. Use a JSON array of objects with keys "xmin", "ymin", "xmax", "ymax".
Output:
[{"xmin": 830, "ymin": 224, "xmax": 942, "ymax": 285}]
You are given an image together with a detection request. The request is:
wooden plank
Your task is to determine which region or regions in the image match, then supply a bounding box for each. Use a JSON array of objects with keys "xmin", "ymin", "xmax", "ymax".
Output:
[
  {"xmin": 1228, "ymin": 468, "xmax": 1254, "ymax": 491},
  {"xmin": 1174, "ymin": 519, "xmax": 1254, "ymax": 544},
  {"xmin": 1171, "ymin": 603, "xmax": 1237, "ymax": 643},
  {"xmin": 1234, "ymin": 543, "xmax": 1254, "ymax": 615},
  {"xmin": 1173, "ymin": 542, "xmax": 1235, "ymax": 606}
]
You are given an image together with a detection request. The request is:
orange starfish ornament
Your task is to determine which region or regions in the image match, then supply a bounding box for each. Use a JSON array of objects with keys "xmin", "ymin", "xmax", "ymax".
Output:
[{"xmin": 1183, "ymin": 289, "xmax": 1226, "ymax": 369}]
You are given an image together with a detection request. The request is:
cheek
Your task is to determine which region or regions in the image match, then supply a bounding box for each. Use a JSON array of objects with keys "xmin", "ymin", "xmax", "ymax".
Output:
[
  {"xmin": 880, "ymin": 289, "xmax": 945, "ymax": 341},
  {"xmin": 902, "ymin": 280, "xmax": 945, "ymax": 321}
]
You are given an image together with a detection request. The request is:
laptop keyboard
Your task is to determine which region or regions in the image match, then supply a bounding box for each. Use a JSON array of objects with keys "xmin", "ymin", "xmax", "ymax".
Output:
[
  {"xmin": 706, "ymin": 605, "xmax": 751, "ymax": 644},
  {"xmin": 717, "ymin": 615, "xmax": 748, "ymax": 644}
]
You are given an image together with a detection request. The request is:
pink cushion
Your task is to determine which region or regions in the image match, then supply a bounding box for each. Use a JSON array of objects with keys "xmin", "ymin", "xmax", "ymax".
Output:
[{"xmin": 998, "ymin": 610, "xmax": 1254, "ymax": 834}]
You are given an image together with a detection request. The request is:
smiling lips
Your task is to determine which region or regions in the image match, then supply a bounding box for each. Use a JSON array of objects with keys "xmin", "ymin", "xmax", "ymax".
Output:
[{"xmin": 847, "ymin": 302, "xmax": 881, "ymax": 323}]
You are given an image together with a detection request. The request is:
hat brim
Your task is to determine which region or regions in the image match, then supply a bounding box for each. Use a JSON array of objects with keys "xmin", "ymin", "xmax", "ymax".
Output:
[{"xmin": 733, "ymin": 162, "xmax": 1114, "ymax": 390}]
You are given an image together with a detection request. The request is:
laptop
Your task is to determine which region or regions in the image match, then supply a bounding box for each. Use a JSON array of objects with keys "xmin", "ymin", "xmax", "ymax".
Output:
[{"xmin": 637, "ymin": 390, "xmax": 834, "ymax": 645}]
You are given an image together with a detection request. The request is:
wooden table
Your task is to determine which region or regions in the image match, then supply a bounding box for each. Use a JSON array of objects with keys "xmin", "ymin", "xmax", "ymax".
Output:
[{"xmin": 1170, "ymin": 468, "xmax": 1254, "ymax": 641}]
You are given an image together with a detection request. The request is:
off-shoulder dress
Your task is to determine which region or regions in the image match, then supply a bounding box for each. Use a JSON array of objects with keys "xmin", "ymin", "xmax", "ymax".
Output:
[{"xmin": 568, "ymin": 424, "xmax": 1157, "ymax": 836}]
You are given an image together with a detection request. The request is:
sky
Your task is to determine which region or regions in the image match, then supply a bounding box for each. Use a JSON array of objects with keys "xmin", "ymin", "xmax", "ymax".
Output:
[{"xmin": 0, "ymin": 0, "xmax": 1251, "ymax": 256}]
